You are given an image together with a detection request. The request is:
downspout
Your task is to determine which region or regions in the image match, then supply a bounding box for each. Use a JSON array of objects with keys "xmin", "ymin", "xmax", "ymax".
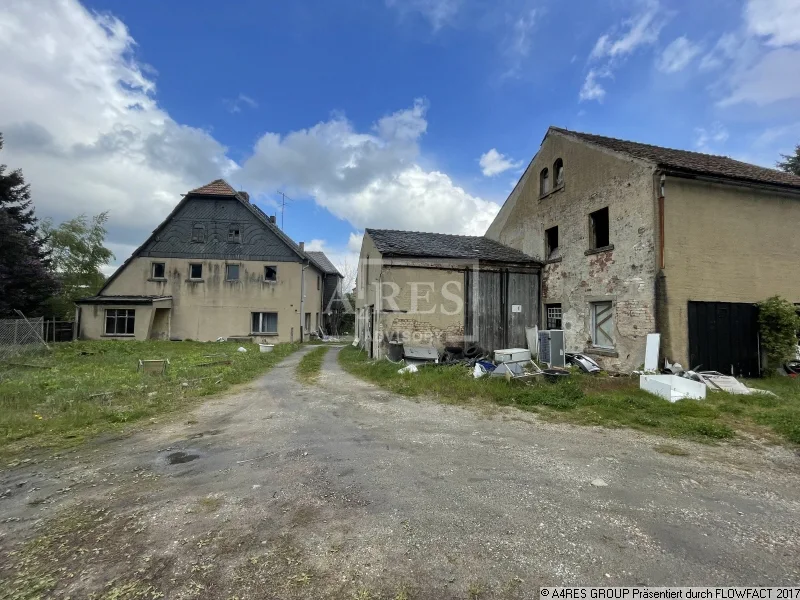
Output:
[{"xmin": 299, "ymin": 241, "xmax": 307, "ymax": 343}]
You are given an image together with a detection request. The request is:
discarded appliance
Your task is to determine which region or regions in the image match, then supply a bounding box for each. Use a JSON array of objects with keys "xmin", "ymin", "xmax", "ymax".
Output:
[
  {"xmin": 644, "ymin": 333, "xmax": 660, "ymax": 372},
  {"xmin": 494, "ymin": 348, "xmax": 532, "ymax": 364},
  {"xmin": 387, "ymin": 341, "xmax": 404, "ymax": 362},
  {"xmin": 258, "ymin": 343, "xmax": 274, "ymax": 353},
  {"xmin": 525, "ymin": 326, "xmax": 539, "ymax": 358},
  {"xmin": 138, "ymin": 359, "xmax": 170, "ymax": 375},
  {"xmin": 542, "ymin": 368, "xmax": 570, "ymax": 382},
  {"xmin": 684, "ymin": 371, "xmax": 775, "ymax": 396},
  {"xmin": 565, "ymin": 353, "xmax": 602, "ymax": 373},
  {"xmin": 640, "ymin": 374, "xmax": 706, "ymax": 402},
  {"xmin": 491, "ymin": 362, "xmax": 525, "ymax": 378},
  {"xmin": 402, "ymin": 344, "xmax": 439, "ymax": 362},
  {"xmin": 538, "ymin": 330, "xmax": 566, "ymax": 368}
]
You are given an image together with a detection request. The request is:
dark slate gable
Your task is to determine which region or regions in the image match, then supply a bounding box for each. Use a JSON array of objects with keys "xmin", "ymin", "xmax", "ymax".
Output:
[
  {"xmin": 366, "ymin": 229, "xmax": 541, "ymax": 264},
  {"xmin": 140, "ymin": 197, "xmax": 300, "ymax": 262}
]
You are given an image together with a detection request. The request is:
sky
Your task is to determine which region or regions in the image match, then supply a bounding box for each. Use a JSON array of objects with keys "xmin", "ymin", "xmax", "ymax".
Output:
[{"xmin": 1, "ymin": 0, "xmax": 799, "ymax": 273}]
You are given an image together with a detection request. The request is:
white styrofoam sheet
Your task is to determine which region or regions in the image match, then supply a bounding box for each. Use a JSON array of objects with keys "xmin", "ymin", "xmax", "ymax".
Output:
[
  {"xmin": 644, "ymin": 333, "xmax": 660, "ymax": 372},
  {"xmin": 640, "ymin": 374, "xmax": 706, "ymax": 402}
]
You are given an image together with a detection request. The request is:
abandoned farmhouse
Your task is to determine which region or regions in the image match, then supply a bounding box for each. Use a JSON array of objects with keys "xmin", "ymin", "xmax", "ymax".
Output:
[
  {"xmin": 357, "ymin": 127, "xmax": 800, "ymax": 374},
  {"xmin": 76, "ymin": 180, "xmax": 342, "ymax": 343}
]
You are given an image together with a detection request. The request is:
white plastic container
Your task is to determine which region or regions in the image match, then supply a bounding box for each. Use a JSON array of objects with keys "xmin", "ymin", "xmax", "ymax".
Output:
[
  {"xmin": 258, "ymin": 343, "xmax": 275, "ymax": 353},
  {"xmin": 639, "ymin": 375, "xmax": 706, "ymax": 402},
  {"xmin": 494, "ymin": 348, "xmax": 531, "ymax": 363}
]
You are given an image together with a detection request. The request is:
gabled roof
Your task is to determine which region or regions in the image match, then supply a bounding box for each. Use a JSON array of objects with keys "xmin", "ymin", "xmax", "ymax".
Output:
[
  {"xmin": 306, "ymin": 251, "xmax": 342, "ymax": 276},
  {"xmin": 550, "ymin": 127, "xmax": 800, "ymax": 190},
  {"xmin": 98, "ymin": 179, "xmax": 323, "ymax": 294},
  {"xmin": 365, "ymin": 228, "xmax": 541, "ymax": 264}
]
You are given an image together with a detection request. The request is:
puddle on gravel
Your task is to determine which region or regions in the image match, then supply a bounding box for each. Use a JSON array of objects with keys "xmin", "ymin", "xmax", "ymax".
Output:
[{"xmin": 166, "ymin": 451, "xmax": 199, "ymax": 464}]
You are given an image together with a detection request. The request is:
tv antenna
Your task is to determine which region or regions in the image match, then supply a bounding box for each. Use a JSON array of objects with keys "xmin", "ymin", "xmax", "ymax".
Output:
[{"xmin": 276, "ymin": 191, "xmax": 293, "ymax": 229}]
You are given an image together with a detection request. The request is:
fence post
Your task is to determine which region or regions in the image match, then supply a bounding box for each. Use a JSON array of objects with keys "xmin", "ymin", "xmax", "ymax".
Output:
[{"xmin": 14, "ymin": 320, "xmax": 18, "ymax": 345}]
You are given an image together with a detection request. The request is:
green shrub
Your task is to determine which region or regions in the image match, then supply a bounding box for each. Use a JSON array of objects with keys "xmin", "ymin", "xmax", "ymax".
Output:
[{"xmin": 758, "ymin": 296, "xmax": 800, "ymax": 371}]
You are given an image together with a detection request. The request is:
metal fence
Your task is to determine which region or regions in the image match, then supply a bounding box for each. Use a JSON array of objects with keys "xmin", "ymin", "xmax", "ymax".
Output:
[{"xmin": 0, "ymin": 316, "xmax": 47, "ymax": 361}]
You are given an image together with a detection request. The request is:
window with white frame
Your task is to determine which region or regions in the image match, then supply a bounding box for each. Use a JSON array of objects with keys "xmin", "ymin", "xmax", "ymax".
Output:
[
  {"xmin": 591, "ymin": 301, "xmax": 614, "ymax": 348},
  {"xmin": 151, "ymin": 262, "xmax": 166, "ymax": 279},
  {"xmin": 546, "ymin": 304, "xmax": 562, "ymax": 330},
  {"xmin": 251, "ymin": 312, "xmax": 278, "ymax": 334},
  {"xmin": 105, "ymin": 309, "xmax": 135, "ymax": 335}
]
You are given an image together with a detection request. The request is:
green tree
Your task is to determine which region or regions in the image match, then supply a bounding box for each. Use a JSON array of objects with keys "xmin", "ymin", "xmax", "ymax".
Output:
[
  {"xmin": 776, "ymin": 144, "xmax": 800, "ymax": 176},
  {"xmin": 758, "ymin": 296, "xmax": 800, "ymax": 372},
  {"xmin": 42, "ymin": 212, "xmax": 115, "ymax": 319},
  {"xmin": 0, "ymin": 133, "xmax": 59, "ymax": 317}
]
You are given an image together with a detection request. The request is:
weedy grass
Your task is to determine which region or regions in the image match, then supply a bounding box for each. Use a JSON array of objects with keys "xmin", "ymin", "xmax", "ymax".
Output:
[
  {"xmin": 0, "ymin": 340, "xmax": 299, "ymax": 457},
  {"xmin": 339, "ymin": 346, "xmax": 800, "ymax": 445},
  {"xmin": 296, "ymin": 346, "xmax": 330, "ymax": 384}
]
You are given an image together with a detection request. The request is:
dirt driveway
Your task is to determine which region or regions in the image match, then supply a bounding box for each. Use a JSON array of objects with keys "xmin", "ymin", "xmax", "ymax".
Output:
[{"xmin": 1, "ymin": 346, "xmax": 799, "ymax": 599}]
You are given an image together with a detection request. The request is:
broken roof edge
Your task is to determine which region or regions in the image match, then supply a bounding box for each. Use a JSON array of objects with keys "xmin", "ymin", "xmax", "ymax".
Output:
[{"xmin": 75, "ymin": 295, "xmax": 173, "ymax": 305}]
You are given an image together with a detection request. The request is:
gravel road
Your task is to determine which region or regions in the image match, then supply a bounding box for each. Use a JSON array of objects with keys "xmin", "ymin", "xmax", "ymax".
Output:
[{"xmin": 1, "ymin": 345, "xmax": 798, "ymax": 599}]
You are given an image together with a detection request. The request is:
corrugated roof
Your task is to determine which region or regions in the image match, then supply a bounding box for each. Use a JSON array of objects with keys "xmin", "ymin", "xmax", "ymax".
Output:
[
  {"xmin": 365, "ymin": 229, "xmax": 541, "ymax": 264},
  {"xmin": 306, "ymin": 251, "xmax": 342, "ymax": 276},
  {"xmin": 188, "ymin": 179, "xmax": 239, "ymax": 196},
  {"xmin": 550, "ymin": 127, "xmax": 800, "ymax": 189}
]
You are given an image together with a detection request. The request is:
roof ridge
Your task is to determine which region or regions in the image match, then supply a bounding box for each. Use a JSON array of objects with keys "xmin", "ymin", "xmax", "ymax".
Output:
[
  {"xmin": 366, "ymin": 227, "xmax": 483, "ymax": 239},
  {"xmin": 188, "ymin": 178, "xmax": 238, "ymax": 196}
]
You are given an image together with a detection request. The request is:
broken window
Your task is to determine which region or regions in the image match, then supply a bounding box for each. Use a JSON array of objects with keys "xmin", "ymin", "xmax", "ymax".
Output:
[
  {"xmin": 591, "ymin": 301, "xmax": 614, "ymax": 348},
  {"xmin": 540, "ymin": 167, "xmax": 550, "ymax": 196},
  {"xmin": 264, "ymin": 265, "xmax": 277, "ymax": 282},
  {"xmin": 192, "ymin": 224, "xmax": 205, "ymax": 243},
  {"xmin": 589, "ymin": 207, "xmax": 610, "ymax": 249},
  {"xmin": 151, "ymin": 262, "xmax": 166, "ymax": 279},
  {"xmin": 189, "ymin": 263, "xmax": 203, "ymax": 279},
  {"xmin": 225, "ymin": 264, "xmax": 240, "ymax": 281},
  {"xmin": 228, "ymin": 225, "xmax": 241, "ymax": 243},
  {"xmin": 554, "ymin": 158, "xmax": 564, "ymax": 187},
  {"xmin": 251, "ymin": 312, "xmax": 278, "ymax": 334},
  {"xmin": 545, "ymin": 226, "xmax": 560, "ymax": 260},
  {"xmin": 546, "ymin": 304, "xmax": 562, "ymax": 330},
  {"xmin": 105, "ymin": 309, "xmax": 135, "ymax": 335}
]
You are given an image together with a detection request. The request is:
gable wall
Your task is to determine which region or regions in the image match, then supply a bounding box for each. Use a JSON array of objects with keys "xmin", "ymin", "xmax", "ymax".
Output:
[{"xmin": 485, "ymin": 132, "xmax": 659, "ymax": 371}]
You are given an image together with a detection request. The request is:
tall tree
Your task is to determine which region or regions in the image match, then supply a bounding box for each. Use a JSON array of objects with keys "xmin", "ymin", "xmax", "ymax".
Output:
[
  {"xmin": 0, "ymin": 133, "xmax": 59, "ymax": 317},
  {"xmin": 42, "ymin": 212, "xmax": 115, "ymax": 319},
  {"xmin": 776, "ymin": 144, "xmax": 800, "ymax": 176}
]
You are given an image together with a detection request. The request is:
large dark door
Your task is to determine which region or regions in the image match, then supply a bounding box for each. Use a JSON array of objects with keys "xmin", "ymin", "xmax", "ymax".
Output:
[{"xmin": 688, "ymin": 301, "xmax": 760, "ymax": 377}]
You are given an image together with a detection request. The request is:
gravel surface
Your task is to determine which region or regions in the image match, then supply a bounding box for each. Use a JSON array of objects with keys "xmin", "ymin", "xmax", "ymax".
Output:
[{"xmin": 1, "ymin": 345, "xmax": 799, "ymax": 599}]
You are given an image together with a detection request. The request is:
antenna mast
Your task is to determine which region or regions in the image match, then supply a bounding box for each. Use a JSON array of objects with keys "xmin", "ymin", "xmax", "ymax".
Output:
[{"xmin": 276, "ymin": 191, "xmax": 293, "ymax": 229}]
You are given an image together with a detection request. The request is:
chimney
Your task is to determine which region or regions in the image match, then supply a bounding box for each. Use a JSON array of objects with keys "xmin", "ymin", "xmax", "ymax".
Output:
[
  {"xmin": 239, "ymin": 191, "xmax": 250, "ymax": 202},
  {"xmin": 269, "ymin": 215, "xmax": 276, "ymax": 224},
  {"xmin": 299, "ymin": 241, "xmax": 305, "ymax": 251}
]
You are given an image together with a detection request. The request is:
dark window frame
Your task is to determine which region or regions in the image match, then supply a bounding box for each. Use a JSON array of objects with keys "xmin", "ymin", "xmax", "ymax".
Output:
[
  {"xmin": 553, "ymin": 158, "xmax": 564, "ymax": 187},
  {"xmin": 228, "ymin": 225, "xmax": 241, "ymax": 243},
  {"xmin": 545, "ymin": 226, "xmax": 559, "ymax": 260},
  {"xmin": 540, "ymin": 167, "xmax": 550, "ymax": 196},
  {"xmin": 189, "ymin": 263, "xmax": 203, "ymax": 280},
  {"xmin": 191, "ymin": 223, "xmax": 205, "ymax": 243},
  {"xmin": 225, "ymin": 263, "xmax": 240, "ymax": 281},
  {"xmin": 589, "ymin": 207, "xmax": 610, "ymax": 249},
  {"xmin": 104, "ymin": 309, "xmax": 135, "ymax": 336},
  {"xmin": 251, "ymin": 311, "xmax": 278, "ymax": 334},
  {"xmin": 545, "ymin": 303, "xmax": 562, "ymax": 330},
  {"xmin": 151, "ymin": 262, "xmax": 166, "ymax": 279}
]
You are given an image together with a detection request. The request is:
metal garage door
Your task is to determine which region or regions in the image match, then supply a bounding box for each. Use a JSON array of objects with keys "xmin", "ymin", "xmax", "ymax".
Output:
[{"xmin": 687, "ymin": 301, "xmax": 760, "ymax": 377}]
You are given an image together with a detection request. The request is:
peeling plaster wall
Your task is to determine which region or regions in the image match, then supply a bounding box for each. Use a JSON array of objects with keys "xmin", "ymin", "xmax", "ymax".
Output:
[{"xmin": 486, "ymin": 132, "xmax": 659, "ymax": 371}]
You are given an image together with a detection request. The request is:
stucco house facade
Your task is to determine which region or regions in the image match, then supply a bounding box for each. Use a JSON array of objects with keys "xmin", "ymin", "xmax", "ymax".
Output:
[
  {"xmin": 487, "ymin": 127, "xmax": 800, "ymax": 374},
  {"xmin": 355, "ymin": 229, "xmax": 541, "ymax": 359},
  {"xmin": 76, "ymin": 180, "xmax": 337, "ymax": 344}
]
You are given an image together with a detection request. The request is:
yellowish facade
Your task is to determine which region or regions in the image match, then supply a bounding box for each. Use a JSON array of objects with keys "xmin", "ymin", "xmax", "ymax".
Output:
[{"xmin": 79, "ymin": 257, "xmax": 323, "ymax": 343}]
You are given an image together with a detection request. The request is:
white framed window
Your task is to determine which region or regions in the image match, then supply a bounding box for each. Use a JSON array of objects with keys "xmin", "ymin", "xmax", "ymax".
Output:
[
  {"xmin": 264, "ymin": 265, "xmax": 277, "ymax": 282},
  {"xmin": 105, "ymin": 309, "xmax": 135, "ymax": 335},
  {"xmin": 591, "ymin": 301, "xmax": 614, "ymax": 348},
  {"xmin": 189, "ymin": 263, "xmax": 203, "ymax": 279},
  {"xmin": 151, "ymin": 262, "xmax": 166, "ymax": 279},
  {"xmin": 251, "ymin": 312, "xmax": 278, "ymax": 334},
  {"xmin": 546, "ymin": 304, "xmax": 562, "ymax": 330}
]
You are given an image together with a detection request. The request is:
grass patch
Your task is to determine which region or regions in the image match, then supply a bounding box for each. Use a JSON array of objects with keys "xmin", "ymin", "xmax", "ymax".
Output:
[
  {"xmin": 339, "ymin": 345, "xmax": 800, "ymax": 445},
  {"xmin": 653, "ymin": 443, "xmax": 690, "ymax": 456},
  {"xmin": 0, "ymin": 340, "xmax": 299, "ymax": 457},
  {"xmin": 296, "ymin": 346, "xmax": 329, "ymax": 384}
]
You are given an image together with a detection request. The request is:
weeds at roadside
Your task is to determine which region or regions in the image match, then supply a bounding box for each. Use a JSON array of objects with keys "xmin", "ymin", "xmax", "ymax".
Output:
[
  {"xmin": 653, "ymin": 444, "xmax": 690, "ymax": 456},
  {"xmin": 296, "ymin": 346, "xmax": 330, "ymax": 384}
]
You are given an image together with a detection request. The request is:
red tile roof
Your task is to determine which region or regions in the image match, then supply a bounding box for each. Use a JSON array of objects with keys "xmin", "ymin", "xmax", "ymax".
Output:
[{"xmin": 188, "ymin": 179, "xmax": 238, "ymax": 196}]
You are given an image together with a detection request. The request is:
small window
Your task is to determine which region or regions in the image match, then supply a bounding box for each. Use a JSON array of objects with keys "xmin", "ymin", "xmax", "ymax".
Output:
[
  {"xmin": 546, "ymin": 304, "xmax": 562, "ymax": 330},
  {"xmin": 540, "ymin": 167, "xmax": 550, "ymax": 196},
  {"xmin": 151, "ymin": 262, "xmax": 166, "ymax": 279},
  {"xmin": 315, "ymin": 312, "xmax": 320, "ymax": 330},
  {"xmin": 251, "ymin": 312, "xmax": 278, "ymax": 334},
  {"xmin": 591, "ymin": 301, "xmax": 614, "ymax": 349},
  {"xmin": 317, "ymin": 275, "xmax": 321, "ymax": 290},
  {"xmin": 589, "ymin": 207, "xmax": 610, "ymax": 249},
  {"xmin": 554, "ymin": 158, "xmax": 564, "ymax": 187},
  {"xmin": 189, "ymin": 263, "xmax": 203, "ymax": 279},
  {"xmin": 228, "ymin": 225, "xmax": 241, "ymax": 243},
  {"xmin": 192, "ymin": 224, "xmax": 205, "ymax": 243},
  {"xmin": 545, "ymin": 226, "xmax": 560, "ymax": 260},
  {"xmin": 264, "ymin": 266, "xmax": 277, "ymax": 282},
  {"xmin": 105, "ymin": 309, "xmax": 135, "ymax": 335},
  {"xmin": 225, "ymin": 264, "xmax": 240, "ymax": 281}
]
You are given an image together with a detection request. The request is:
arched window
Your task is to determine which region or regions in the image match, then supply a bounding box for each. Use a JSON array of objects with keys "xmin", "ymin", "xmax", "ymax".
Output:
[
  {"xmin": 554, "ymin": 158, "xmax": 564, "ymax": 187},
  {"xmin": 540, "ymin": 167, "xmax": 550, "ymax": 196}
]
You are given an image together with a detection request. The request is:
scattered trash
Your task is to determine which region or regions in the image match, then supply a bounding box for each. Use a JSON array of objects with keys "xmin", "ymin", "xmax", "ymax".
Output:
[
  {"xmin": 494, "ymin": 348, "xmax": 532, "ymax": 364},
  {"xmin": 525, "ymin": 326, "xmax": 539, "ymax": 359},
  {"xmin": 542, "ymin": 368, "xmax": 570, "ymax": 382},
  {"xmin": 398, "ymin": 364, "xmax": 419, "ymax": 375},
  {"xmin": 402, "ymin": 344, "xmax": 439, "ymax": 362},
  {"xmin": 473, "ymin": 363, "xmax": 487, "ymax": 379},
  {"xmin": 138, "ymin": 359, "xmax": 169, "ymax": 375},
  {"xmin": 237, "ymin": 347, "xmax": 248, "ymax": 353},
  {"xmin": 590, "ymin": 479, "xmax": 608, "ymax": 487},
  {"xmin": 258, "ymin": 344, "xmax": 274, "ymax": 353},
  {"xmin": 565, "ymin": 353, "xmax": 602, "ymax": 374},
  {"xmin": 491, "ymin": 362, "xmax": 525, "ymax": 378},
  {"xmin": 640, "ymin": 374, "xmax": 706, "ymax": 402},
  {"xmin": 644, "ymin": 333, "xmax": 660, "ymax": 372},
  {"xmin": 685, "ymin": 371, "xmax": 776, "ymax": 396}
]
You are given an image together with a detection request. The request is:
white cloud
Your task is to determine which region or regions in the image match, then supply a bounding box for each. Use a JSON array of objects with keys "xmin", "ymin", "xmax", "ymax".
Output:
[
  {"xmin": 347, "ymin": 232, "xmax": 364, "ymax": 253},
  {"xmin": 385, "ymin": 0, "xmax": 460, "ymax": 30},
  {"xmin": 699, "ymin": 33, "xmax": 740, "ymax": 71},
  {"xmin": 590, "ymin": 0, "xmax": 663, "ymax": 60},
  {"xmin": 745, "ymin": 0, "xmax": 800, "ymax": 47},
  {"xmin": 694, "ymin": 123, "xmax": 729, "ymax": 151},
  {"xmin": 719, "ymin": 48, "xmax": 800, "ymax": 106},
  {"xmin": 579, "ymin": 69, "xmax": 608, "ymax": 102},
  {"xmin": 478, "ymin": 148, "xmax": 522, "ymax": 177},
  {"xmin": 657, "ymin": 36, "xmax": 701, "ymax": 73},
  {"xmin": 224, "ymin": 93, "xmax": 258, "ymax": 114}
]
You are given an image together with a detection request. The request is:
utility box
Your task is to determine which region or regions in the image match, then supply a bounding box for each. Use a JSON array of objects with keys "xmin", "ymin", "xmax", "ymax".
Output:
[{"xmin": 494, "ymin": 348, "xmax": 531, "ymax": 363}]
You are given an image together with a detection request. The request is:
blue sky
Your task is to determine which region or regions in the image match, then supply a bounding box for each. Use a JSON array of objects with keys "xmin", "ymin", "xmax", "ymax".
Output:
[{"xmin": 1, "ymin": 0, "xmax": 799, "ymax": 272}]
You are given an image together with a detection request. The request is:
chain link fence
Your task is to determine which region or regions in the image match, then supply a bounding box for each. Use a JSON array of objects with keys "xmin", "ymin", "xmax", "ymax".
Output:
[{"xmin": 0, "ymin": 316, "xmax": 47, "ymax": 361}]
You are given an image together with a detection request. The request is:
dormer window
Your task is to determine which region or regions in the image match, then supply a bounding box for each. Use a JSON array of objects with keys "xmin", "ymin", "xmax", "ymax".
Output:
[
  {"xmin": 540, "ymin": 168, "xmax": 550, "ymax": 196},
  {"xmin": 554, "ymin": 158, "xmax": 564, "ymax": 187},
  {"xmin": 228, "ymin": 225, "xmax": 241, "ymax": 243}
]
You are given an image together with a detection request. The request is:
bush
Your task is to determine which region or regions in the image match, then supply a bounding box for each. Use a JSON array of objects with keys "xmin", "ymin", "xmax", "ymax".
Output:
[{"xmin": 758, "ymin": 296, "xmax": 800, "ymax": 371}]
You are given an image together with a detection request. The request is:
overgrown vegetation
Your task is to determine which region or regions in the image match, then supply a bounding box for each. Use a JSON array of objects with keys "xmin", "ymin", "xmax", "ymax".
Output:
[
  {"xmin": 296, "ymin": 346, "xmax": 330, "ymax": 384},
  {"xmin": 339, "ymin": 345, "xmax": 800, "ymax": 445},
  {"xmin": 0, "ymin": 340, "xmax": 298, "ymax": 456},
  {"xmin": 757, "ymin": 295, "xmax": 800, "ymax": 371}
]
